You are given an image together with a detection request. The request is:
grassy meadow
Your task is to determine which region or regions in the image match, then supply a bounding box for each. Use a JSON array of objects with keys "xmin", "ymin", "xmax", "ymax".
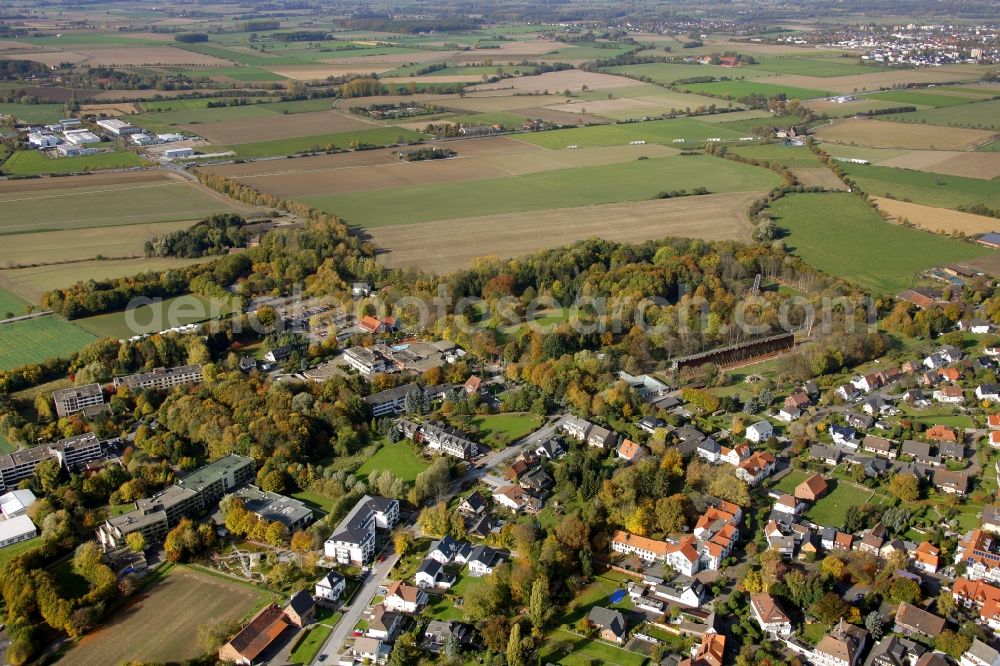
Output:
[{"xmin": 0, "ymin": 317, "xmax": 98, "ymax": 370}]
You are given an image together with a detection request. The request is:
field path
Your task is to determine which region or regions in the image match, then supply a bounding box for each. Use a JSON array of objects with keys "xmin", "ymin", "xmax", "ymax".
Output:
[{"xmin": 369, "ymin": 191, "xmax": 761, "ymax": 274}]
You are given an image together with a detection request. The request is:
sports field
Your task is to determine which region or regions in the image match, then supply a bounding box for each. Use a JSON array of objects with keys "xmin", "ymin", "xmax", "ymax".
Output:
[
  {"xmin": 770, "ymin": 192, "xmax": 992, "ymax": 293},
  {"xmin": 840, "ymin": 163, "xmax": 1000, "ymax": 211},
  {"xmin": 0, "ymin": 316, "xmax": 98, "ymax": 370},
  {"xmin": 0, "ymin": 172, "xmax": 252, "ymax": 234},
  {"xmin": 73, "ymin": 293, "xmax": 239, "ymax": 339},
  {"xmin": 55, "ymin": 567, "xmax": 266, "ymax": 666},
  {"xmin": 1, "ymin": 150, "xmax": 148, "ymax": 177},
  {"xmin": 304, "ymin": 154, "xmax": 780, "ymax": 228}
]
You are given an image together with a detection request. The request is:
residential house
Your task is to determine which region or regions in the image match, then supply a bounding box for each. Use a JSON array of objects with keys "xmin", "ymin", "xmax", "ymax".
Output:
[
  {"xmin": 535, "ymin": 438, "xmax": 566, "ymax": 459},
  {"xmin": 961, "ymin": 639, "xmax": 1000, "ymax": 666},
  {"xmin": 736, "ymin": 451, "xmax": 776, "ymax": 485},
  {"xmin": 863, "ymin": 436, "xmax": 897, "ymax": 459},
  {"xmin": 350, "ymin": 637, "xmax": 389, "ymax": 664},
  {"xmin": 323, "ymin": 495, "xmax": 399, "ymax": 565},
  {"xmin": 315, "ymin": 571, "xmax": 345, "ymax": 604},
  {"xmin": 424, "ymin": 620, "xmax": 473, "ymax": 652},
  {"xmin": 914, "ymin": 542, "xmax": 940, "ymax": 574},
  {"xmin": 745, "ymin": 420, "xmax": 773, "ymax": 443},
  {"xmin": 284, "ymin": 590, "xmax": 315, "ymax": 628},
  {"xmin": 638, "ymin": 416, "xmax": 666, "ymax": 434},
  {"xmin": 367, "ymin": 606, "xmax": 402, "ymax": 641},
  {"xmin": 680, "ymin": 633, "xmax": 726, "ymax": 666},
  {"xmin": 796, "ymin": 474, "xmax": 829, "ymax": 502},
  {"xmin": 773, "ymin": 493, "xmax": 801, "ymax": 515},
  {"xmin": 612, "ymin": 530, "xmax": 670, "ymax": 563},
  {"xmin": 617, "ymin": 439, "xmax": 646, "ymax": 463},
  {"xmin": 463, "ymin": 375, "xmax": 481, "ymax": 395},
  {"xmin": 934, "ymin": 469, "xmax": 969, "ymax": 495},
  {"xmin": 785, "ymin": 391, "xmax": 811, "ymax": 411},
  {"xmin": 846, "ymin": 413, "xmax": 875, "ymax": 430},
  {"xmin": 813, "ymin": 621, "xmax": 868, "ymax": 666},
  {"xmin": 953, "ymin": 578, "xmax": 1000, "ymax": 632},
  {"xmin": 853, "ymin": 373, "xmax": 884, "ymax": 393},
  {"xmin": 837, "ymin": 384, "xmax": 861, "ymax": 401},
  {"xmin": 749, "ymin": 593, "xmax": 792, "ymax": 638},
  {"xmin": 926, "ymin": 425, "xmax": 959, "ymax": 442},
  {"xmin": 864, "ymin": 635, "xmax": 927, "ymax": 666},
  {"xmin": 941, "ymin": 442, "xmax": 965, "ymax": 459},
  {"xmin": 458, "ymin": 492, "xmax": 487, "ymax": 517},
  {"xmin": 983, "ymin": 505, "xmax": 1000, "ymax": 533},
  {"xmin": 978, "ymin": 385, "xmax": 1000, "ymax": 402},
  {"xmin": 415, "ymin": 558, "xmax": 453, "ymax": 589},
  {"xmin": 492, "ymin": 485, "xmax": 539, "ymax": 514},
  {"xmin": 587, "ymin": 606, "xmax": 628, "ymax": 644},
  {"xmin": 933, "ymin": 386, "xmax": 965, "ymax": 404},
  {"xmin": 831, "ymin": 425, "xmax": 859, "ymax": 448},
  {"xmin": 810, "ymin": 444, "xmax": 842, "ymax": 465},
  {"xmin": 901, "ymin": 441, "xmax": 940, "ymax": 466},
  {"xmin": 777, "ymin": 407, "xmax": 801, "ymax": 423},
  {"xmin": 957, "ymin": 530, "xmax": 1000, "ymax": 583},
  {"xmin": 384, "ymin": 581, "xmax": 427, "ymax": 613},
  {"xmin": 467, "ymin": 546, "xmax": 507, "ymax": 577},
  {"xmin": 989, "ymin": 415, "xmax": 1000, "ymax": 430},
  {"xmin": 894, "ymin": 602, "xmax": 945, "ymax": 639}
]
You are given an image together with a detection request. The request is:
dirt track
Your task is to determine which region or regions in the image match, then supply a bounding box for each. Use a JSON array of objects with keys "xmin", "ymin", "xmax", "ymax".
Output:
[{"xmin": 368, "ymin": 191, "xmax": 760, "ymax": 274}]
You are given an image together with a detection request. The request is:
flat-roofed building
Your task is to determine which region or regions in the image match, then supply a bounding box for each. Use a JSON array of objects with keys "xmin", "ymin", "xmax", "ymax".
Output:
[
  {"xmin": 0, "ymin": 489, "xmax": 36, "ymax": 518},
  {"xmin": 52, "ymin": 383, "xmax": 104, "ymax": 418},
  {"xmin": 0, "ymin": 515, "xmax": 38, "ymax": 548},
  {"xmin": 231, "ymin": 485, "xmax": 313, "ymax": 531},
  {"xmin": 51, "ymin": 432, "xmax": 103, "ymax": 469},
  {"xmin": 113, "ymin": 365, "xmax": 203, "ymax": 391},
  {"xmin": 343, "ymin": 347, "xmax": 392, "ymax": 377},
  {"xmin": 96, "ymin": 118, "xmax": 140, "ymax": 136},
  {"xmin": 0, "ymin": 447, "xmax": 60, "ymax": 492}
]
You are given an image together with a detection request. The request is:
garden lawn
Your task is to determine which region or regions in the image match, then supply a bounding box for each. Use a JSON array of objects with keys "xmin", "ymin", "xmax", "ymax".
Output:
[
  {"xmin": 355, "ymin": 441, "xmax": 429, "ymax": 483},
  {"xmin": 805, "ymin": 479, "xmax": 884, "ymax": 526},
  {"xmin": 772, "ymin": 468, "xmax": 811, "ymax": 495},
  {"xmin": 0, "ymin": 537, "xmax": 41, "ymax": 571},
  {"xmin": 1, "ymin": 150, "xmax": 148, "ymax": 176},
  {"xmin": 769, "ymin": 192, "xmax": 991, "ymax": 294},
  {"xmin": 563, "ymin": 573, "xmax": 632, "ymax": 625},
  {"xmin": 305, "ymin": 154, "xmax": 780, "ymax": 228},
  {"xmin": 840, "ymin": 163, "xmax": 1000, "ymax": 211},
  {"xmin": 0, "ymin": 316, "xmax": 98, "ymax": 370},
  {"xmin": 231, "ymin": 127, "xmax": 421, "ymax": 158},
  {"xmin": 469, "ymin": 413, "xmax": 544, "ymax": 442},
  {"xmin": 289, "ymin": 624, "xmax": 332, "ymax": 665},
  {"xmin": 290, "ymin": 491, "xmax": 336, "ymax": 515},
  {"xmin": 539, "ymin": 629, "xmax": 648, "ymax": 666}
]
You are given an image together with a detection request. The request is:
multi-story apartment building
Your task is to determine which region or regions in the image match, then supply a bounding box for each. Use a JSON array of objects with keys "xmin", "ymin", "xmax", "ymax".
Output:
[
  {"xmin": 52, "ymin": 383, "xmax": 105, "ymax": 418},
  {"xmin": 324, "ymin": 495, "xmax": 399, "ymax": 565},
  {"xmin": 51, "ymin": 432, "xmax": 104, "ymax": 469},
  {"xmin": 0, "ymin": 447, "xmax": 60, "ymax": 492},
  {"xmin": 112, "ymin": 365, "xmax": 203, "ymax": 391}
]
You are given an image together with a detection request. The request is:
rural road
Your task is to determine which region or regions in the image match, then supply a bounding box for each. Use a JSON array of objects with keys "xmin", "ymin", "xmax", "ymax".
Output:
[{"xmin": 309, "ymin": 414, "xmax": 563, "ymax": 664}]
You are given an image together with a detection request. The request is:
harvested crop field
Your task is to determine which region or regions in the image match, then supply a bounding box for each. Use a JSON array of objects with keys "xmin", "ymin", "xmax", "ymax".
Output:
[
  {"xmin": 0, "ymin": 172, "xmax": 253, "ymax": 234},
  {"xmin": 74, "ymin": 46, "xmax": 232, "ymax": 66},
  {"xmin": 540, "ymin": 91, "xmax": 726, "ymax": 119},
  {"xmin": 80, "ymin": 102, "xmax": 142, "ymax": 116},
  {"xmin": 874, "ymin": 197, "xmax": 1000, "ymax": 235},
  {"xmin": 265, "ymin": 64, "xmax": 396, "ymax": 79},
  {"xmin": 465, "ymin": 70, "xmax": 635, "ymax": 93},
  {"xmin": 369, "ymin": 192, "xmax": 761, "ymax": 273},
  {"xmin": 766, "ymin": 69, "xmax": 979, "ymax": 93},
  {"xmin": 812, "ymin": 118, "xmax": 997, "ymax": 150},
  {"xmin": 55, "ymin": 567, "xmax": 266, "ymax": 666},
  {"xmin": 512, "ymin": 106, "xmax": 610, "ymax": 125},
  {"xmin": 1, "ymin": 220, "xmax": 193, "ymax": 269},
  {"xmin": 791, "ymin": 167, "xmax": 848, "ymax": 190},
  {"xmin": 217, "ymin": 142, "xmax": 678, "ymax": 198},
  {"xmin": 184, "ymin": 109, "xmax": 376, "ymax": 145},
  {"xmin": 875, "ymin": 150, "xmax": 1000, "ymax": 179}
]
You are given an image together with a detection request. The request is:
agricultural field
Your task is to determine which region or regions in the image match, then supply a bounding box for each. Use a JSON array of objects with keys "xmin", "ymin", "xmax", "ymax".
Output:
[
  {"xmin": 465, "ymin": 70, "xmax": 637, "ymax": 94},
  {"xmin": 0, "ymin": 257, "xmax": 208, "ymax": 303},
  {"xmin": 55, "ymin": 567, "xmax": 267, "ymax": 666},
  {"xmin": 874, "ymin": 150, "xmax": 1000, "ymax": 180},
  {"xmin": 517, "ymin": 117, "xmax": 748, "ymax": 149},
  {"xmin": 302, "ymin": 153, "xmax": 780, "ymax": 228},
  {"xmin": 0, "ymin": 171, "xmax": 253, "ymax": 235},
  {"xmin": 602, "ymin": 62, "xmax": 760, "ymax": 85},
  {"xmin": 0, "ymin": 316, "xmax": 98, "ymax": 370},
  {"xmin": 742, "ymin": 56, "xmax": 879, "ymax": 77},
  {"xmin": 791, "ymin": 168, "xmax": 848, "ymax": 190},
  {"xmin": 868, "ymin": 89, "xmax": 977, "ymax": 107},
  {"xmin": 677, "ymin": 79, "xmax": 833, "ymax": 101},
  {"xmin": 804, "ymin": 97, "xmax": 915, "ymax": 118},
  {"xmin": 728, "ymin": 143, "xmax": 823, "ymax": 168},
  {"xmin": 0, "ymin": 287, "xmax": 29, "ymax": 318},
  {"xmin": 839, "ymin": 163, "xmax": 1000, "ymax": 211},
  {"xmin": 185, "ymin": 109, "xmax": 377, "ymax": 145},
  {"xmin": 874, "ymin": 198, "xmax": 1000, "ymax": 235},
  {"xmin": 769, "ymin": 192, "xmax": 992, "ymax": 293},
  {"xmin": 73, "ymin": 293, "xmax": 239, "ymax": 339},
  {"xmin": 369, "ymin": 191, "xmax": 764, "ymax": 274},
  {"xmin": 230, "ymin": 126, "xmax": 422, "ymax": 158},
  {"xmin": 878, "ymin": 98, "xmax": 1000, "ymax": 131},
  {"xmin": 0, "ymin": 149, "xmax": 149, "ymax": 177},
  {"xmin": 813, "ymin": 118, "xmax": 997, "ymax": 151},
  {"xmin": 0, "ymin": 102, "xmax": 65, "ymax": 124},
  {"xmin": 539, "ymin": 89, "xmax": 736, "ymax": 121}
]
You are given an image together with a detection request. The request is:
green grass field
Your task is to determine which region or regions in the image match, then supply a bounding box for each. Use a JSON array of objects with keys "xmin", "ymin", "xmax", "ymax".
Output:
[
  {"xmin": 290, "ymin": 491, "xmax": 335, "ymax": 515},
  {"xmin": 772, "ymin": 468, "xmax": 811, "ymax": 494},
  {"xmin": 0, "ymin": 316, "xmax": 98, "ymax": 370},
  {"xmin": 1, "ymin": 150, "xmax": 148, "ymax": 177},
  {"xmin": 603, "ymin": 62, "xmax": 753, "ymax": 85},
  {"xmin": 879, "ymin": 98, "xmax": 1000, "ymax": 130},
  {"xmin": 805, "ymin": 480, "xmax": 886, "ymax": 526},
  {"xmin": 518, "ymin": 117, "xmax": 746, "ymax": 149},
  {"xmin": 743, "ymin": 56, "xmax": 877, "ymax": 77},
  {"xmin": 840, "ymin": 163, "xmax": 1000, "ymax": 211},
  {"xmin": 869, "ymin": 89, "xmax": 974, "ymax": 108},
  {"xmin": 184, "ymin": 66, "xmax": 287, "ymax": 81},
  {"xmin": 0, "ymin": 537, "xmax": 41, "ymax": 572},
  {"xmin": 679, "ymin": 79, "xmax": 833, "ymax": 101},
  {"xmin": 73, "ymin": 293, "xmax": 238, "ymax": 339},
  {"xmin": 0, "ymin": 287, "xmax": 29, "ymax": 318},
  {"xmin": 304, "ymin": 153, "xmax": 781, "ymax": 228},
  {"xmin": 469, "ymin": 413, "xmax": 544, "ymax": 441},
  {"xmin": 540, "ymin": 629, "xmax": 648, "ymax": 666},
  {"xmin": 231, "ymin": 127, "xmax": 421, "ymax": 158},
  {"xmin": 728, "ymin": 143, "xmax": 822, "ymax": 168},
  {"xmin": 289, "ymin": 625, "xmax": 332, "ymax": 665},
  {"xmin": 770, "ymin": 192, "xmax": 992, "ymax": 293},
  {"xmin": 0, "ymin": 103, "xmax": 65, "ymax": 124},
  {"xmin": 355, "ymin": 441, "xmax": 430, "ymax": 483}
]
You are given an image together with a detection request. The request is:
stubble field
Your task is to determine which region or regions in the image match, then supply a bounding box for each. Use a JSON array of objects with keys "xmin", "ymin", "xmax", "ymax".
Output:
[
  {"xmin": 873, "ymin": 197, "xmax": 1000, "ymax": 235},
  {"xmin": 184, "ymin": 109, "xmax": 377, "ymax": 145},
  {"xmin": 813, "ymin": 118, "xmax": 997, "ymax": 150}
]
